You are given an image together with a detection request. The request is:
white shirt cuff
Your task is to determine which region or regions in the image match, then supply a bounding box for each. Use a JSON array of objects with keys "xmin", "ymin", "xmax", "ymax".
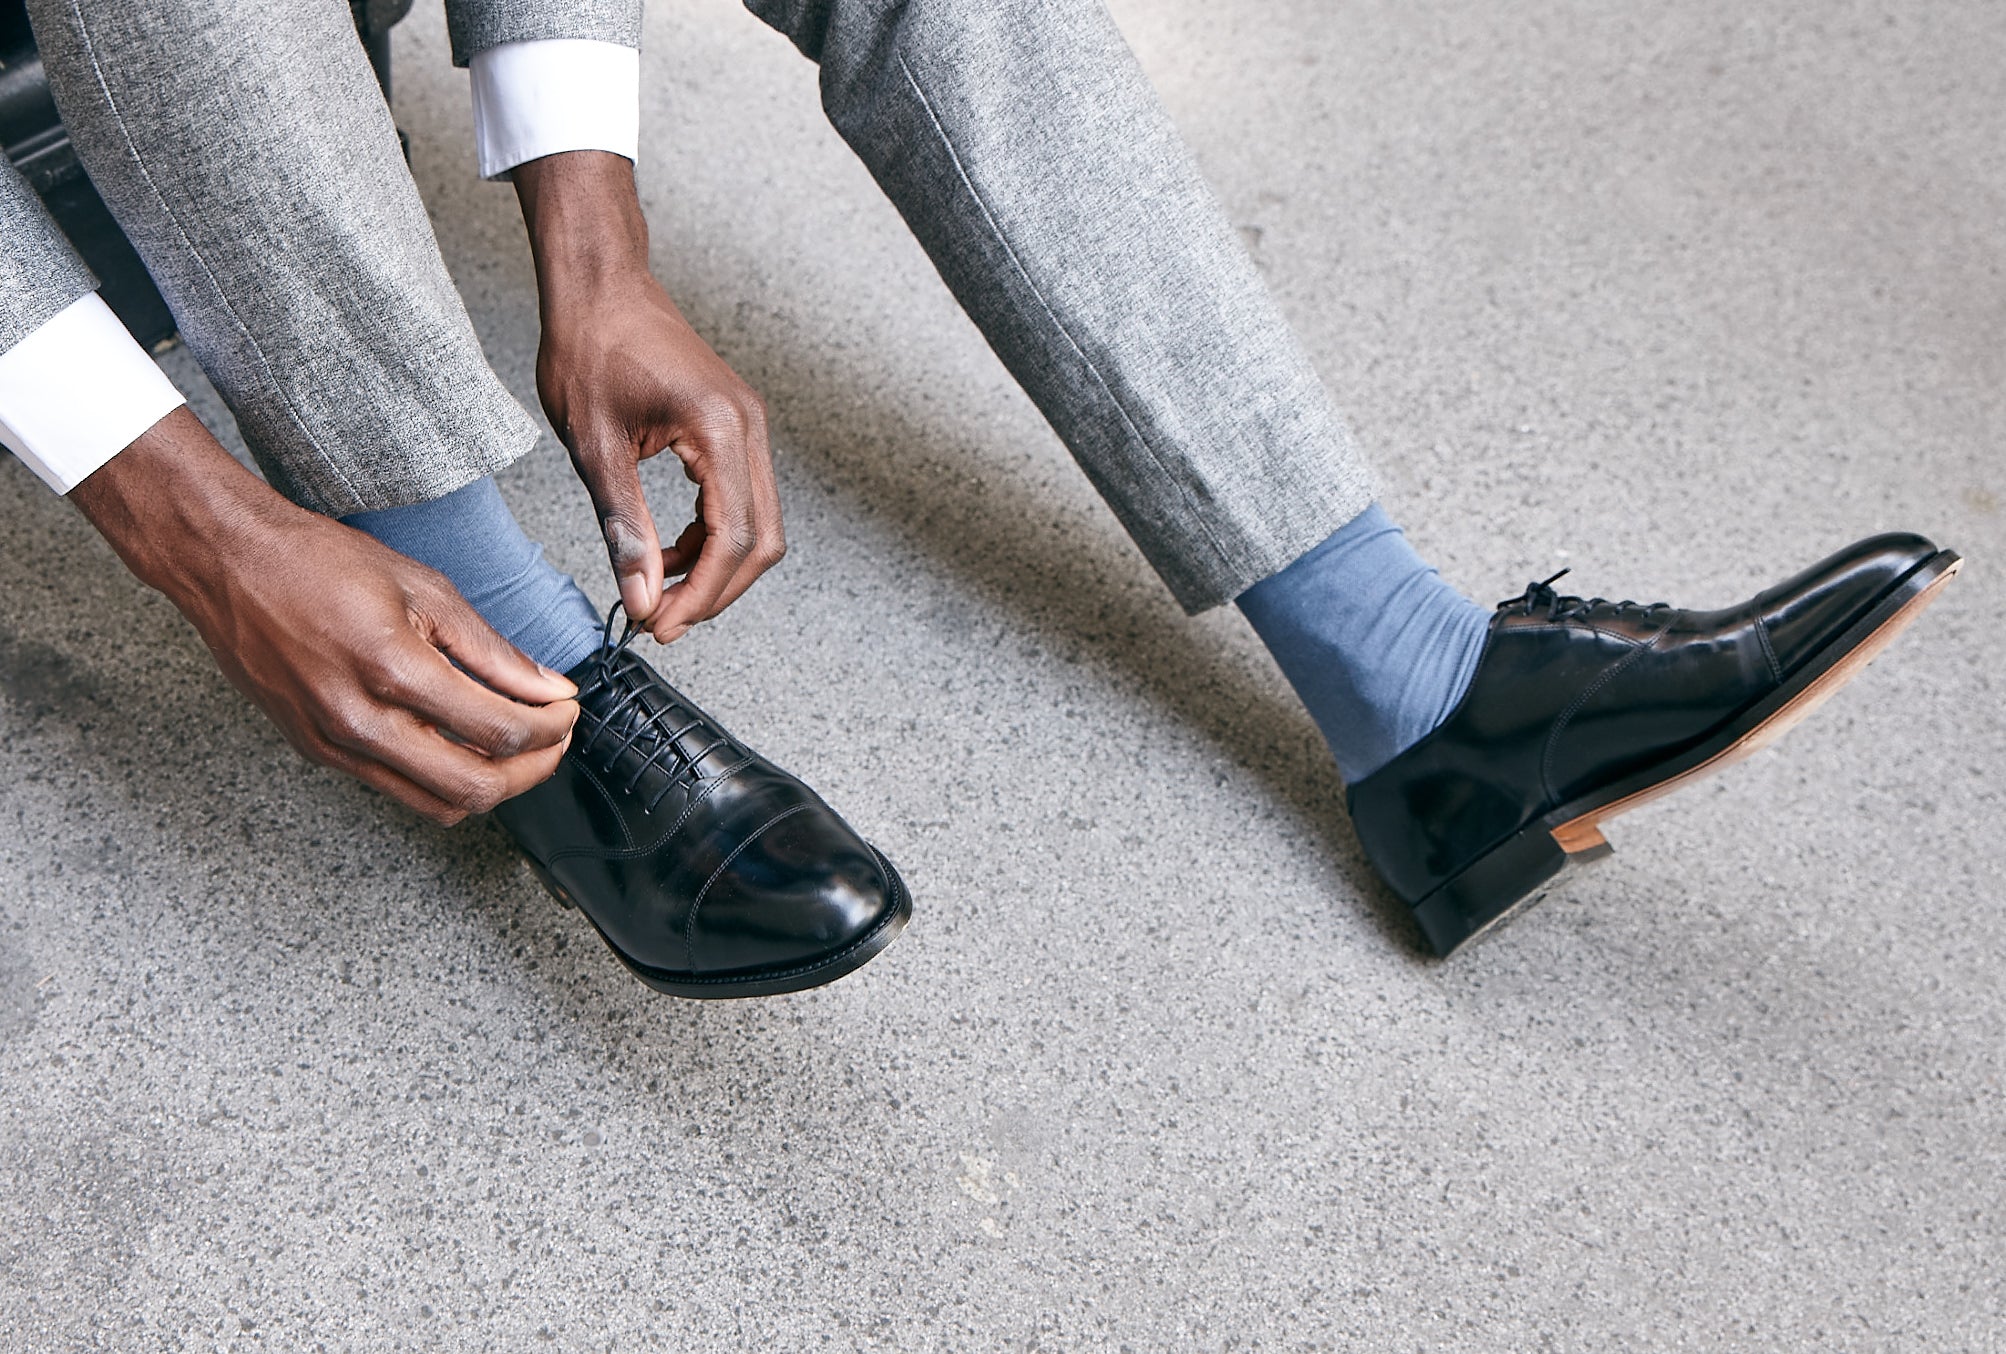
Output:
[
  {"xmin": 0, "ymin": 293, "xmax": 186, "ymax": 495},
  {"xmin": 469, "ymin": 38, "xmax": 641, "ymax": 181}
]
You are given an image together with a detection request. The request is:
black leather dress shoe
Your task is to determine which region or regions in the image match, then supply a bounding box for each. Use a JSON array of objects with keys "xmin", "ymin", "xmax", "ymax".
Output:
[
  {"xmin": 492, "ymin": 619, "xmax": 910, "ymax": 998},
  {"xmin": 1348, "ymin": 533, "xmax": 1960, "ymax": 957}
]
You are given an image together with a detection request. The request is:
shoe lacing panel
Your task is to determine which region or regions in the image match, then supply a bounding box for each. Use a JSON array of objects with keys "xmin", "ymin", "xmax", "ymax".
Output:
[
  {"xmin": 571, "ymin": 605, "xmax": 732, "ymax": 815},
  {"xmin": 1499, "ymin": 569, "xmax": 1672, "ymax": 625}
]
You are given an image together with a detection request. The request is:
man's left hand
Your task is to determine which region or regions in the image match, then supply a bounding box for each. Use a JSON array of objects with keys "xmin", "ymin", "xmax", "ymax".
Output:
[{"xmin": 515, "ymin": 151, "xmax": 786, "ymax": 645}]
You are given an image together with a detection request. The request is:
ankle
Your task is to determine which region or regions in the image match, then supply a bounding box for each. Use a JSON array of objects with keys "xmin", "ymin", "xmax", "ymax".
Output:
[{"xmin": 1238, "ymin": 503, "xmax": 1489, "ymax": 781}]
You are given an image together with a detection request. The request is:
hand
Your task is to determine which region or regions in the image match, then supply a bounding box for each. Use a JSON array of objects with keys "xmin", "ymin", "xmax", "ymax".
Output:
[
  {"xmin": 514, "ymin": 151, "xmax": 785, "ymax": 644},
  {"xmin": 70, "ymin": 408, "xmax": 581, "ymax": 826}
]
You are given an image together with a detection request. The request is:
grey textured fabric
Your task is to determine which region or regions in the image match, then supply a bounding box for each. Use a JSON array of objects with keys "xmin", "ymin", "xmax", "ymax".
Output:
[
  {"xmin": 0, "ymin": 157, "xmax": 99, "ymax": 352},
  {"xmin": 21, "ymin": 0, "xmax": 542, "ymax": 514},
  {"xmin": 443, "ymin": 0, "xmax": 643, "ymax": 68},
  {"xmin": 748, "ymin": 0, "xmax": 1374, "ymax": 610},
  {"xmin": 11, "ymin": 0, "xmax": 1371, "ymax": 608}
]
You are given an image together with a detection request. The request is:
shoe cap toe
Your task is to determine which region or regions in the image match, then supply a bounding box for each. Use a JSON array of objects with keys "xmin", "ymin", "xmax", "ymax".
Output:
[
  {"xmin": 1757, "ymin": 530, "xmax": 1939, "ymax": 672},
  {"xmin": 685, "ymin": 807, "xmax": 897, "ymax": 977}
]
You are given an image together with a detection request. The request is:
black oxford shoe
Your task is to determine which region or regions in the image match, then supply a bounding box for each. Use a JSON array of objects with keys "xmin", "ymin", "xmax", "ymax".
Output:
[
  {"xmin": 1348, "ymin": 533, "xmax": 1961, "ymax": 957},
  {"xmin": 492, "ymin": 617, "xmax": 911, "ymax": 998}
]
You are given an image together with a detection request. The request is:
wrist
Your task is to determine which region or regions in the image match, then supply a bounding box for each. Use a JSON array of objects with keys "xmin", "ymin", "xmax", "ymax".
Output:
[
  {"xmin": 69, "ymin": 407, "xmax": 298, "ymax": 604},
  {"xmin": 513, "ymin": 150, "xmax": 651, "ymax": 302}
]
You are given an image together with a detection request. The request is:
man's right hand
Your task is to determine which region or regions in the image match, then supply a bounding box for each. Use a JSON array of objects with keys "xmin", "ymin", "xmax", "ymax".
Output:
[{"xmin": 69, "ymin": 407, "xmax": 580, "ymax": 826}]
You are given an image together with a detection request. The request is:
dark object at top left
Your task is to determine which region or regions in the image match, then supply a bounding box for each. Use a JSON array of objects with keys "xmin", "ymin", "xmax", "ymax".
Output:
[{"xmin": 0, "ymin": 0, "xmax": 411, "ymax": 351}]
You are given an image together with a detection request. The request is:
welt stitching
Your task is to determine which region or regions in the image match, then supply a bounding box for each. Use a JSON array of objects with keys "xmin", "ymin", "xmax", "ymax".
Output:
[
  {"xmin": 893, "ymin": 52, "xmax": 1241, "ymax": 578},
  {"xmin": 1754, "ymin": 615, "xmax": 1784, "ymax": 684},
  {"xmin": 683, "ymin": 803, "xmax": 812, "ymax": 969},
  {"xmin": 655, "ymin": 755, "xmax": 756, "ymax": 848},
  {"xmin": 570, "ymin": 759, "xmax": 634, "ymax": 851},
  {"xmin": 68, "ymin": 1, "xmax": 365, "ymax": 506}
]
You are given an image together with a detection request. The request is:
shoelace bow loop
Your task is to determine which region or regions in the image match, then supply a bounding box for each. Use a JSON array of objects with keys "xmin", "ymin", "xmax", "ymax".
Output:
[{"xmin": 1498, "ymin": 568, "xmax": 1671, "ymax": 623}]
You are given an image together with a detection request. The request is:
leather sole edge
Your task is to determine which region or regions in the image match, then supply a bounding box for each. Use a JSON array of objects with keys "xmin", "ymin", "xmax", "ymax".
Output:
[
  {"xmin": 1411, "ymin": 548, "xmax": 1962, "ymax": 957},
  {"xmin": 522, "ymin": 845, "xmax": 913, "ymax": 999}
]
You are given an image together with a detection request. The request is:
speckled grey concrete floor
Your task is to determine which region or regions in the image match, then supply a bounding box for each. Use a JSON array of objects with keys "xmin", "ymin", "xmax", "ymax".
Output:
[{"xmin": 4, "ymin": 1, "xmax": 2003, "ymax": 1348}]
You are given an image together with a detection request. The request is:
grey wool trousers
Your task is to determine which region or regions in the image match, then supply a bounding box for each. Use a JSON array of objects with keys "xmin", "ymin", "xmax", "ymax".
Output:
[{"xmin": 12, "ymin": 0, "xmax": 1374, "ymax": 611}]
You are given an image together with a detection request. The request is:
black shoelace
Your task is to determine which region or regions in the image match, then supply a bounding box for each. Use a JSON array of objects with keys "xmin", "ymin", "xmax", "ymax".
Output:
[
  {"xmin": 570, "ymin": 605, "xmax": 731, "ymax": 814},
  {"xmin": 1500, "ymin": 569, "xmax": 1671, "ymax": 623}
]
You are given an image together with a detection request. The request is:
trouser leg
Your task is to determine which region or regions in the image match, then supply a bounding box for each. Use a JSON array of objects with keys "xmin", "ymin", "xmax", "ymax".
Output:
[
  {"xmin": 25, "ymin": 0, "xmax": 537, "ymax": 515},
  {"xmin": 747, "ymin": 0, "xmax": 1374, "ymax": 612}
]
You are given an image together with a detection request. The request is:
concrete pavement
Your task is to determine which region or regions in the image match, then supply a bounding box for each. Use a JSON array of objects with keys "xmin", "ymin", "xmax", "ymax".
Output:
[{"xmin": 3, "ymin": 0, "xmax": 2002, "ymax": 1347}]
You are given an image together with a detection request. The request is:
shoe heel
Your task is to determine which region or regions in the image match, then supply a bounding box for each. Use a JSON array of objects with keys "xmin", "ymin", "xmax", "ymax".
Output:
[
  {"xmin": 1551, "ymin": 818, "xmax": 1614, "ymax": 862},
  {"xmin": 1410, "ymin": 823, "xmax": 1569, "ymax": 957},
  {"xmin": 520, "ymin": 854, "xmax": 576, "ymax": 910}
]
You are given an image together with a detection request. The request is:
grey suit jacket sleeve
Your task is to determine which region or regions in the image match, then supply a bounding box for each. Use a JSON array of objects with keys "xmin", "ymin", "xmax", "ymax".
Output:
[
  {"xmin": 0, "ymin": 156, "xmax": 98, "ymax": 354},
  {"xmin": 443, "ymin": 0, "xmax": 644, "ymax": 67}
]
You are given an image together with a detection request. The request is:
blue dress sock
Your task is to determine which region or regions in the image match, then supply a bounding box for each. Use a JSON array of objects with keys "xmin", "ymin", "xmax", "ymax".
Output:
[
  {"xmin": 342, "ymin": 477, "xmax": 605, "ymax": 677},
  {"xmin": 1237, "ymin": 502, "xmax": 1491, "ymax": 783}
]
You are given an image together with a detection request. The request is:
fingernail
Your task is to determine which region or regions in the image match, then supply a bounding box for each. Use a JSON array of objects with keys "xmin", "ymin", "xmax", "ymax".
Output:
[{"xmin": 619, "ymin": 574, "xmax": 652, "ymax": 618}]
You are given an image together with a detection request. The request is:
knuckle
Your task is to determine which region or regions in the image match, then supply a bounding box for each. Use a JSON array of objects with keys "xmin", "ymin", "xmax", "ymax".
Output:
[
  {"xmin": 457, "ymin": 769, "xmax": 509, "ymax": 815},
  {"xmin": 361, "ymin": 652, "xmax": 419, "ymax": 701},
  {"xmin": 486, "ymin": 721, "xmax": 532, "ymax": 761},
  {"xmin": 297, "ymin": 735, "xmax": 344, "ymax": 770},
  {"xmin": 695, "ymin": 395, "xmax": 751, "ymax": 439},
  {"xmin": 401, "ymin": 563, "xmax": 453, "ymax": 606},
  {"xmin": 568, "ymin": 429, "xmax": 622, "ymax": 466},
  {"xmin": 321, "ymin": 699, "xmax": 379, "ymax": 750},
  {"xmin": 574, "ymin": 442, "xmax": 640, "ymax": 487},
  {"xmin": 720, "ymin": 509, "xmax": 759, "ymax": 559},
  {"xmin": 403, "ymin": 584, "xmax": 458, "ymax": 633}
]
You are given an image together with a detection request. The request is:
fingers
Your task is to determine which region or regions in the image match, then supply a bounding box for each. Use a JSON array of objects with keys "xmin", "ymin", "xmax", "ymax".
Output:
[
  {"xmin": 647, "ymin": 404, "xmax": 786, "ymax": 643},
  {"xmin": 319, "ymin": 715, "xmax": 570, "ymax": 826},
  {"xmin": 393, "ymin": 647, "xmax": 579, "ymax": 759},
  {"xmin": 417, "ymin": 582, "xmax": 579, "ymax": 706},
  {"xmin": 388, "ymin": 717, "xmax": 571, "ymax": 815},
  {"xmin": 351, "ymin": 584, "xmax": 579, "ymax": 819},
  {"xmin": 657, "ymin": 504, "xmax": 706, "ymax": 580},
  {"xmin": 307, "ymin": 646, "xmax": 574, "ymax": 811},
  {"xmin": 318, "ymin": 746, "xmax": 474, "ymax": 827},
  {"xmin": 570, "ymin": 423, "xmax": 665, "ymax": 625},
  {"xmin": 384, "ymin": 594, "xmax": 578, "ymax": 758}
]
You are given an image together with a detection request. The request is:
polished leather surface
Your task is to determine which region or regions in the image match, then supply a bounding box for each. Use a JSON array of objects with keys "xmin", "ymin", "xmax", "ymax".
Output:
[
  {"xmin": 492, "ymin": 640, "xmax": 901, "ymax": 982},
  {"xmin": 1347, "ymin": 532, "xmax": 1941, "ymax": 905}
]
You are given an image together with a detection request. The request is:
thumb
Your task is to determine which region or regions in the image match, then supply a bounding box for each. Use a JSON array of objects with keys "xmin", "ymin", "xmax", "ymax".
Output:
[
  {"xmin": 572, "ymin": 429, "xmax": 664, "ymax": 623},
  {"xmin": 419, "ymin": 581, "xmax": 579, "ymax": 705}
]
